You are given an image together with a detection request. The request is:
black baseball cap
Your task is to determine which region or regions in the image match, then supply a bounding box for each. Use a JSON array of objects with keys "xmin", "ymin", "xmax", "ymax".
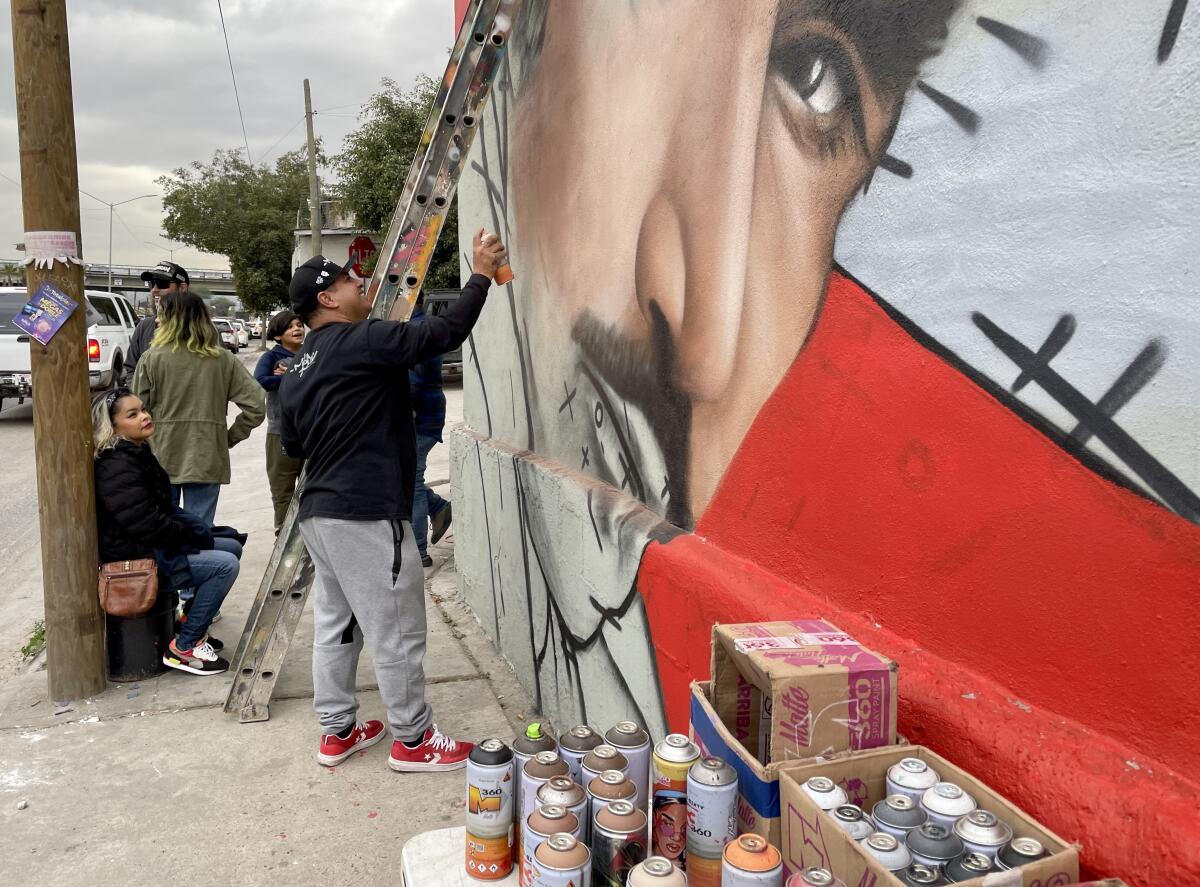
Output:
[
  {"xmin": 140, "ymin": 260, "xmax": 189, "ymax": 285},
  {"xmin": 289, "ymin": 255, "xmax": 351, "ymax": 317}
]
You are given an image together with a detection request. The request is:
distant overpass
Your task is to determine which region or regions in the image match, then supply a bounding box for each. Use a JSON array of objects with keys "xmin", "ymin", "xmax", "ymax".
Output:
[{"xmin": 1, "ymin": 259, "xmax": 238, "ymax": 310}]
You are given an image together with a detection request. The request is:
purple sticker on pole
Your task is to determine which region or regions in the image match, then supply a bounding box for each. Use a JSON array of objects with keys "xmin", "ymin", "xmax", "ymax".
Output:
[{"xmin": 11, "ymin": 281, "xmax": 78, "ymax": 346}]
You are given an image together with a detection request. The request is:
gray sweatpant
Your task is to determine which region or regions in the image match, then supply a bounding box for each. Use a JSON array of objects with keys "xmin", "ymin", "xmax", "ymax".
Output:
[{"xmin": 299, "ymin": 516, "xmax": 433, "ymax": 741}]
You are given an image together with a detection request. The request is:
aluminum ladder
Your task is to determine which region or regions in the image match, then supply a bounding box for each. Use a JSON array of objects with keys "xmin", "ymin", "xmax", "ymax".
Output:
[{"xmin": 223, "ymin": 0, "xmax": 522, "ymax": 722}]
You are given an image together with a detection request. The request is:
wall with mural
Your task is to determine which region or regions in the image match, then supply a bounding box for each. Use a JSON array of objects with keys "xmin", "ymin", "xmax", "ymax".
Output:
[{"xmin": 451, "ymin": 3, "xmax": 1199, "ymax": 882}]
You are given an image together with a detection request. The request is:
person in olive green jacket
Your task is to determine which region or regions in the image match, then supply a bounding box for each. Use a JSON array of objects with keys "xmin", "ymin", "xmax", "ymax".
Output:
[{"xmin": 132, "ymin": 290, "xmax": 265, "ymax": 526}]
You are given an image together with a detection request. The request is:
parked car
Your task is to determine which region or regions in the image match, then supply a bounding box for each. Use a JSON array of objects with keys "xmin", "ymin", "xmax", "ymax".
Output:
[
  {"xmin": 232, "ymin": 319, "xmax": 249, "ymax": 347},
  {"xmin": 213, "ymin": 318, "xmax": 239, "ymax": 353},
  {"xmin": 248, "ymin": 319, "xmax": 263, "ymax": 339},
  {"xmin": 424, "ymin": 289, "xmax": 464, "ymax": 379},
  {"xmin": 0, "ymin": 287, "xmax": 137, "ymax": 410},
  {"xmin": 0, "ymin": 288, "xmax": 33, "ymax": 411},
  {"xmin": 84, "ymin": 291, "xmax": 137, "ymax": 390}
]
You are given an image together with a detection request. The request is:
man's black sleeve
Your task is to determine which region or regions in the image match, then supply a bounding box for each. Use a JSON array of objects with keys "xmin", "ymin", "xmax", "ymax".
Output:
[
  {"xmin": 126, "ymin": 317, "xmax": 153, "ymax": 376},
  {"xmin": 366, "ymin": 273, "xmax": 490, "ymax": 367}
]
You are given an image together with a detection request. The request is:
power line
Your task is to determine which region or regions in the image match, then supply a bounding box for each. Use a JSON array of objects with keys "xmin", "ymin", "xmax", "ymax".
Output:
[
  {"xmin": 216, "ymin": 0, "xmax": 253, "ymax": 165},
  {"xmin": 259, "ymin": 116, "xmax": 304, "ymax": 162}
]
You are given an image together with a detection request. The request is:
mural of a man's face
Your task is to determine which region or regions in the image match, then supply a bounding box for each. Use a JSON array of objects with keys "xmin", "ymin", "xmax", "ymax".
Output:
[{"xmin": 511, "ymin": 0, "xmax": 956, "ymax": 523}]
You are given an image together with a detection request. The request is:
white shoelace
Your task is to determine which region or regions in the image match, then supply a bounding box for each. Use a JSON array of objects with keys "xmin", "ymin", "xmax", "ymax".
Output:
[
  {"xmin": 427, "ymin": 725, "xmax": 456, "ymax": 752},
  {"xmin": 192, "ymin": 641, "xmax": 217, "ymax": 661}
]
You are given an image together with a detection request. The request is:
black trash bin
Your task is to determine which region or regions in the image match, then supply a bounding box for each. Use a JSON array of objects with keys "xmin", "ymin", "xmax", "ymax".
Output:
[{"xmin": 105, "ymin": 590, "xmax": 178, "ymax": 682}]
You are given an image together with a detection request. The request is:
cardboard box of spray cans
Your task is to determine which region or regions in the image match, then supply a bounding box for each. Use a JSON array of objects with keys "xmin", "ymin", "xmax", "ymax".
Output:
[
  {"xmin": 711, "ymin": 620, "xmax": 899, "ymax": 766},
  {"xmin": 778, "ymin": 745, "xmax": 1080, "ymax": 886}
]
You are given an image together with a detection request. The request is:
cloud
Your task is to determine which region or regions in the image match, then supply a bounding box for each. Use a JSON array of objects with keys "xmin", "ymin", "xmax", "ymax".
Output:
[{"xmin": 0, "ymin": 0, "xmax": 454, "ymax": 270}]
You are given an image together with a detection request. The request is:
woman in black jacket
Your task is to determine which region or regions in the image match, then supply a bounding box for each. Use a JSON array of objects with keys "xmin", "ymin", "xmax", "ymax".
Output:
[{"xmin": 93, "ymin": 388, "xmax": 241, "ymax": 675}]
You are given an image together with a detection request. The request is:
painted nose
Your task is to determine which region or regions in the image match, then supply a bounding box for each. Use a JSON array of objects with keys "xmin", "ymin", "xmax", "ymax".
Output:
[{"xmin": 632, "ymin": 14, "xmax": 771, "ymax": 403}]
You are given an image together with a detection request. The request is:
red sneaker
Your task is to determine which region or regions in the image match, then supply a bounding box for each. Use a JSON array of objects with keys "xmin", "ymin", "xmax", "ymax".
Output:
[
  {"xmin": 317, "ymin": 719, "xmax": 386, "ymax": 767},
  {"xmin": 388, "ymin": 724, "xmax": 473, "ymax": 772}
]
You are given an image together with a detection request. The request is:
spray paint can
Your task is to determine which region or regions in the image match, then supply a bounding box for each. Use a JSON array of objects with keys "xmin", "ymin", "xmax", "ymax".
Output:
[
  {"xmin": 995, "ymin": 836, "xmax": 1048, "ymax": 870},
  {"xmin": 800, "ymin": 776, "xmax": 848, "ymax": 812},
  {"xmin": 786, "ymin": 869, "xmax": 848, "ymax": 887},
  {"xmin": 513, "ymin": 725, "xmax": 558, "ymax": 862},
  {"xmin": 686, "ymin": 756, "xmax": 737, "ymax": 862},
  {"xmin": 944, "ymin": 852, "xmax": 994, "ymax": 883},
  {"xmin": 871, "ymin": 795, "xmax": 927, "ymax": 841},
  {"xmin": 605, "ymin": 721, "xmax": 652, "ymax": 806},
  {"xmin": 465, "ymin": 739, "xmax": 515, "ymax": 881},
  {"xmin": 830, "ymin": 804, "xmax": 875, "ymax": 841},
  {"xmin": 521, "ymin": 752, "xmax": 571, "ymax": 870},
  {"xmin": 524, "ymin": 805, "xmax": 581, "ymax": 887},
  {"xmin": 905, "ymin": 823, "xmax": 964, "ymax": 870},
  {"xmin": 538, "ymin": 776, "xmax": 588, "ymax": 840},
  {"xmin": 583, "ymin": 745, "xmax": 630, "ymax": 789},
  {"xmin": 532, "ymin": 832, "xmax": 592, "ymax": 887},
  {"xmin": 561, "ymin": 725, "xmax": 603, "ymax": 785},
  {"xmin": 898, "ymin": 863, "xmax": 949, "ymax": 886},
  {"xmin": 920, "ymin": 783, "xmax": 977, "ymax": 832},
  {"xmin": 651, "ymin": 734, "xmax": 699, "ymax": 865},
  {"xmin": 480, "ymin": 230, "xmax": 514, "ymax": 286},
  {"xmin": 886, "ymin": 758, "xmax": 941, "ymax": 805},
  {"xmin": 860, "ymin": 832, "xmax": 913, "ymax": 873},
  {"xmin": 722, "ymin": 834, "xmax": 783, "ymax": 886},
  {"xmin": 625, "ymin": 857, "xmax": 687, "ymax": 887},
  {"xmin": 952, "ymin": 810, "xmax": 1013, "ymax": 861},
  {"xmin": 588, "ymin": 770, "xmax": 638, "ymax": 844},
  {"xmin": 591, "ymin": 799, "xmax": 649, "ymax": 887}
]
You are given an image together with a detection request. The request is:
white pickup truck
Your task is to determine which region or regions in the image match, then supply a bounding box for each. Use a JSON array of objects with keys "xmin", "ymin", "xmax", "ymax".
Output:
[{"xmin": 0, "ymin": 286, "xmax": 137, "ymax": 411}]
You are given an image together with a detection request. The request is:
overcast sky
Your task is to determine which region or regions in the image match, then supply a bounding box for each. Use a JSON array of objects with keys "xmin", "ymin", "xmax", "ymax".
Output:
[{"xmin": 0, "ymin": 0, "xmax": 453, "ymax": 272}]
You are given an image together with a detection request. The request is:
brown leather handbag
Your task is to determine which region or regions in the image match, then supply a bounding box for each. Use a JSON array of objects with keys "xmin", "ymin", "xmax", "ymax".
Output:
[{"xmin": 97, "ymin": 558, "xmax": 159, "ymax": 617}]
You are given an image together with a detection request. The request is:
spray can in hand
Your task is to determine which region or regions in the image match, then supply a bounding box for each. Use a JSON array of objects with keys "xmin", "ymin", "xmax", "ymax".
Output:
[{"xmin": 481, "ymin": 230, "xmax": 514, "ymax": 285}]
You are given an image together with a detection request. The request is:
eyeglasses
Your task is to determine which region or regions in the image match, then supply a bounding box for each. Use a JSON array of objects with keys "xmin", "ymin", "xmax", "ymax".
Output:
[{"xmin": 147, "ymin": 278, "xmax": 175, "ymax": 290}]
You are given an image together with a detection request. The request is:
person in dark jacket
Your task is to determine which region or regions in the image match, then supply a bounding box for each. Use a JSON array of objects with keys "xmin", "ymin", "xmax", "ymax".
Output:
[
  {"xmin": 127, "ymin": 260, "xmax": 189, "ymax": 379},
  {"xmin": 409, "ymin": 294, "xmax": 452, "ymax": 568},
  {"xmin": 254, "ymin": 311, "xmax": 306, "ymax": 532},
  {"xmin": 277, "ymin": 231, "xmax": 505, "ymax": 772},
  {"xmin": 92, "ymin": 387, "xmax": 242, "ymax": 675}
]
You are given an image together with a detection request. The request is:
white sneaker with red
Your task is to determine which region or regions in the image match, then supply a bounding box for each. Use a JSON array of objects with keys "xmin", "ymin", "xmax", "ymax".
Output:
[
  {"xmin": 317, "ymin": 719, "xmax": 386, "ymax": 767},
  {"xmin": 388, "ymin": 724, "xmax": 473, "ymax": 772}
]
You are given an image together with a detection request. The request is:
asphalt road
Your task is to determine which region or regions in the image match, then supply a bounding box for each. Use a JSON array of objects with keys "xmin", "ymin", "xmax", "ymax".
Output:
[{"xmin": 0, "ymin": 357, "xmax": 464, "ymax": 679}]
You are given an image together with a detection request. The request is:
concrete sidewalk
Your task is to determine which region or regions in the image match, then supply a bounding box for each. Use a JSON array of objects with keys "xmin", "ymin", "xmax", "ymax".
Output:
[{"xmin": 0, "ymin": 365, "xmax": 535, "ymax": 885}]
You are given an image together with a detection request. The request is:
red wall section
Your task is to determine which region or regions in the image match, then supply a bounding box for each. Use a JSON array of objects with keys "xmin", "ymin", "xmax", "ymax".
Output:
[
  {"xmin": 694, "ymin": 271, "xmax": 1200, "ymax": 780},
  {"xmin": 637, "ymin": 534, "xmax": 1200, "ymax": 887},
  {"xmin": 454, "ymin": 0, "xmax": 470, "ymax": 34}
]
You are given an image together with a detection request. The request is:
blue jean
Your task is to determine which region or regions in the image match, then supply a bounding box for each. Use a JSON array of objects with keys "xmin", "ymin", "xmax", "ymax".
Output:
[
  {"xmin": 412, "ymin": 433, "xmax": 448, "ymax": 556},
  {"xmin": 172, "ymin": 483, "xmax": 220, "ymax": 526},
  {"xmin": 177, "ymin": 537, "xmax": 242, "ymax": 648}
]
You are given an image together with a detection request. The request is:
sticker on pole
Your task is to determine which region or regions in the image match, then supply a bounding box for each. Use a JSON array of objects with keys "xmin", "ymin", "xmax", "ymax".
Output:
[
  {"xmin": 22, "ymin": 231, "xmax": 83, "ymax": 270},
  {"xmin": 11, "ymin": 281, "xmax": 79, "ymax": 345}
]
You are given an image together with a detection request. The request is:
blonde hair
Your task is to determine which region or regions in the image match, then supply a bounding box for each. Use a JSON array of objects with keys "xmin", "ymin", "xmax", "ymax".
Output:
[
  {"xmin": 92, "ymin": 388, "xmax": 133, "ymax": 458},
  {"xmin": 150, "ymin": 290, "xmax": 222, "ymax": 357}
]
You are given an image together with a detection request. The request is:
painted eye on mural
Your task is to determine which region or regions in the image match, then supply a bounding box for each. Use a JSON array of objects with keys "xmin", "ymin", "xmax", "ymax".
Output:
[{"xmin": 770, "ymin": 34, "xmax": 868, "ymax": 157}]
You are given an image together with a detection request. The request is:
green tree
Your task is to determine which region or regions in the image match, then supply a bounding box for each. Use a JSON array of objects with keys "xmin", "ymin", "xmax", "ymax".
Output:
[
  {"xmin": 210, "ymin": 297, "xmax": 235, "ymax": 317},
  {"xmin": 333, "ymin": 75, "xmax": 460, "ymax": 289},
  {"xmin": 1, "ymin": 262, "xmax": 25, "ymax": 286},
  {"xmin": 157, "ymin": 148, "xmax": 310, "ymax": 317}
]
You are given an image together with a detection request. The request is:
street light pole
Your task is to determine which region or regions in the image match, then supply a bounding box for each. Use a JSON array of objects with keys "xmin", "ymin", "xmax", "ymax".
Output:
[{"xmin": 79, "ymin": 190, "xmax": 156, "ymax": 291}]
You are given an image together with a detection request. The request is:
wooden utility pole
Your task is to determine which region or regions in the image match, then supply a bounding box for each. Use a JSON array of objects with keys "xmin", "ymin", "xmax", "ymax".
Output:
[
  {"xmin": 11, "ymin": 0, "xmax": 106, "ymax": 698},
  {"xmin": 303, "ymin": 78, "xmax": 322, "ymax": 257}
]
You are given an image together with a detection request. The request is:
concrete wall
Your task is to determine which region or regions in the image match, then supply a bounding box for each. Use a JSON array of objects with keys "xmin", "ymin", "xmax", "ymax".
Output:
[{"xmin": 451, "ymin": 3, "xmax": 1200, "ymax": 883}]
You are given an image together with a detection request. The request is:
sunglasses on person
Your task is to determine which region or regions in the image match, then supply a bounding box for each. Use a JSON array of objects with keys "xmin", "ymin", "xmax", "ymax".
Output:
[{"xmin": 147, "ymin": 277, "xmax": 175, "ymax": 290}]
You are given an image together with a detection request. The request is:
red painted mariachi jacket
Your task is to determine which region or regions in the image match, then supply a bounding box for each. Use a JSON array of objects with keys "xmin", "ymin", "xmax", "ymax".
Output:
[{"xmin": 637, "ymin": 270, "xmax": 1200, "ymax": 777}]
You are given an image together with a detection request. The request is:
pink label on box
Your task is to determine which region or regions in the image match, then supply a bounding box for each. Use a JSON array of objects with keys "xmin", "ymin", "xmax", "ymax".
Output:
[
  {"xmin": 844, "ymin": 667, "xmax": 891, "ymax": 750},
  {"xmin": 734, "ymin": 672, "xmax": 754, "ymax": 743}
]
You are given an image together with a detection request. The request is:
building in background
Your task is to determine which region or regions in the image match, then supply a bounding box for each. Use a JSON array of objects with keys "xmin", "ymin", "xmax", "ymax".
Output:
[{"xmin": 292, "ymin": 199, "xmax": 378, "ymax": 276}]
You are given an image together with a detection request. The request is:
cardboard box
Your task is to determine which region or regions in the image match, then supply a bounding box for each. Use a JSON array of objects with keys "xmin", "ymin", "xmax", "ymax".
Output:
[
  {"xmin": 690, "ymin": 680, "xmax": 788, "ymax": 848},
  {"xmin": 779, "ymin": 746, "xmax": 1080, "ymax": 886},
  {"xmin": 711, "ymin": 620, "xmax": 898, "ymax": 764}
]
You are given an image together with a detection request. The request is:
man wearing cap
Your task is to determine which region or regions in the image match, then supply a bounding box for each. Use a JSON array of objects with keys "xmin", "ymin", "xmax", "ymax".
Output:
[
  {"xmin": 128, "ymin": 260, "xmax": 190, "ymax": 378},
  {"xmin": 278, "ymin": 229, "xmax": 506, "ymax": 772}
]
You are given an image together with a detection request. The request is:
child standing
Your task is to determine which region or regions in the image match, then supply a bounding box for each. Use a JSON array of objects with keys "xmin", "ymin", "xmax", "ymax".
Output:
[{"xmin": 255, "ymin": 311, "xmax": 306, "ymax": 532}]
